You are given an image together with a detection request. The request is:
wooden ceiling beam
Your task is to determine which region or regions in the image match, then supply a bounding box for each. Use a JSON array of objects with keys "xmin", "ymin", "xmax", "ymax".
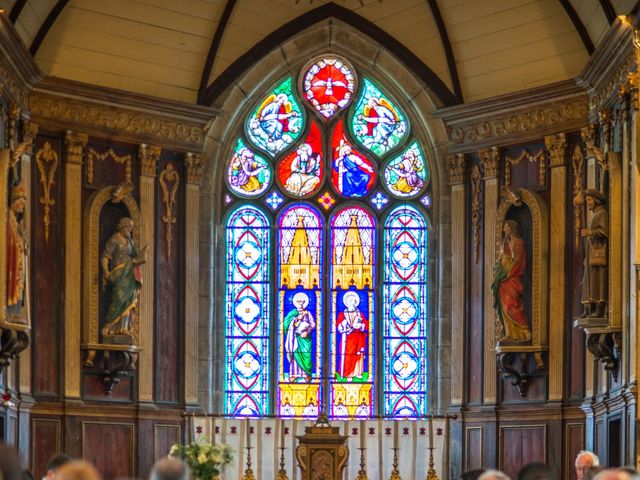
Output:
[
  {"xmin": 199, "ymin": 0, "xmax": 237, "ymax": 100},
  {"xmin": 558, "ymin": 0, "xmax": 595, "ymax": 55},
  {"xmin": 598, "ymin": 0, "xmax": 616, "ymax": 24},
  {"xmin": 8, "ymin": 0, "xmax": 27, "ymax": 23},
  {"xmin": 198, "ymin": 2, "xmax": 458, "ymax": 107},
  {"xmin": 426, "ymin": 0, "xmax": 463, "ymax": 103},
  {"xmin": 29, "ymin": 0, "xmax": 69, "ymax": 56}
]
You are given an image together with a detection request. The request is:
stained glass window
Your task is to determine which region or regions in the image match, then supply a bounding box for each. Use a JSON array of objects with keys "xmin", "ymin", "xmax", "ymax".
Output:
[
  {"xmin": 225, "ymin": 206, "xmax": 271, "ymax": 416},
  {"xmin": 278, "ymin": 205, "xmax": 323, "ymax": 417},
  {"xmin": 224, "ymin": 55, "xmax": 431, "ymax": 420},
  {"xmin": 383, "ymin": 205, "xmax": 428, "ymax": 417}
]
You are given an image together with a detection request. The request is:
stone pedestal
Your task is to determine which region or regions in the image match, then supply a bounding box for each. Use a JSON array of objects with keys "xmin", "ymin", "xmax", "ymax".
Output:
[{"xmin": 296, "ymin": 414, "xmax": 349, "ymax": 480}]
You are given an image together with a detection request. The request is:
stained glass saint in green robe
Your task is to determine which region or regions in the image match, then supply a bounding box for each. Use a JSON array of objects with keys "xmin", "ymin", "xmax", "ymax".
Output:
[{"xmin": 283, "ymin": 292, "xmax": 316, "ymax": 381}]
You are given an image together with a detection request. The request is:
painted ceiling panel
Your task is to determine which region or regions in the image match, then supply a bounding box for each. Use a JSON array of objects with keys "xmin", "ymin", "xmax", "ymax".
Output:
[
  {"xmin": 613, "ymin": 0, "xmax": 637, "ymax": 15},
  {"xmin": 441, "ymin": 0, "xmax": 589, "ymax": 101},
  {"xmin": 7, "ymin": 0, "xmax": 608, "ymax": 104}
]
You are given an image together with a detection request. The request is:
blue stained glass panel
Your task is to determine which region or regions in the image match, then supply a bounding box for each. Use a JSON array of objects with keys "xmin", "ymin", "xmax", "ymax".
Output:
[
  {"xmin": 383, "ymin": 205, "xmax": 428, "ymax": 418},
  {"xmin": 224, "ymin": 205, "xmax": 271, "ymax": 416}
]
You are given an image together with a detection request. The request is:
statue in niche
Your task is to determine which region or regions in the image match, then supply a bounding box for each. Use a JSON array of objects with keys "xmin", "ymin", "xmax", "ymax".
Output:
[
  {"xmin": 100, "ymin": 217, "xmax": 147, "ymax": 343},
  {"xmin": 492, "ymin": 219, "xmax": 531, "ymax": 344},
  {"xmin": 6, "ymin": 180, "xmax": 27, "ymax": 319},
  {"xmin": 578, "ymin": 189, "xmax": 608, "ymax": 319}
]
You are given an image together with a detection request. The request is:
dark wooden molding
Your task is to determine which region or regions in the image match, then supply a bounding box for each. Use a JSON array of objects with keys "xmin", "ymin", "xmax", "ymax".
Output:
[
  {"xmin": 8, "ymin": 0, "xmax": 27, "ymax": 24},
  {"xmin": 426, "ymin": 0, "xmax": 463, "ymax": 103},
  {"xmin": 198, "ymin": 1, "xmax": 458, "ymax": 107},
  {"xmin": 598, "ymin": 0, "xmax": 616, "ymax": 24},
  {"xmin": 29, "ymin": 0, "xmax": 69, "ymax": 56},
  {"xmin": 558, "ymin": 0, "xmax": 595, "ymax": 55},
  {"xmin": 198, "ymin": 0, "xmax": 237, "ymax": 100}
]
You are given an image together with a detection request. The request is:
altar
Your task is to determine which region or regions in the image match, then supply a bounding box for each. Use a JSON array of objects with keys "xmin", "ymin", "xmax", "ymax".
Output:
[{"xmin": 191, "ymin": 415, "xmax": 450, "ymax": 479}]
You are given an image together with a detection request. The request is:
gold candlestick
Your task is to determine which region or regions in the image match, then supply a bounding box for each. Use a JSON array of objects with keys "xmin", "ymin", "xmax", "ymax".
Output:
[
  {"xmin": 426, "ymin": 446, "xmax": 439, "ymax": 480},
  {"xmin": 242, "ymin": 445, "xmax": 255, "ymax": 480},
  {"xmin": 276, "ymin": 446, "xmax": 289, "ymax": 480},
  {"xmin": 388, "ymin": 447, "xmax": 403, "ymax": 480},
  {"xmin": 355, "ymin": 447, "xmax": 369, "ymax": 480}
]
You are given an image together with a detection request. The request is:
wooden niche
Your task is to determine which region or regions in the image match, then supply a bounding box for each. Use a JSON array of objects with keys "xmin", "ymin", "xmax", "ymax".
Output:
[
  {"xmin": 493, "ymin": 187, "xmax": 549, "ymax": 396},
  {"xmin": 82, "ymin": 182, "xmax": 143, "ymax": 394}
]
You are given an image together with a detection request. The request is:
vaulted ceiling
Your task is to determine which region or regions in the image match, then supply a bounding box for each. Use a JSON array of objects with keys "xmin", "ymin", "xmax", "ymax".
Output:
[{"xmin": 0, "ymin": 0, "xmax": 636, "ymax": 105}]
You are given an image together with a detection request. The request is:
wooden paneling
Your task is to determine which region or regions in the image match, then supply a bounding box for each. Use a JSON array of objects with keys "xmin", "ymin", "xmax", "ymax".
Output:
[
  {"xmin": 82, "ymin": 374, "xmax": 133, "ymax": 402},
  {"xmin": 31, "ymin": 418, "xmax": 61, "ymax": 480},
  {"xmin": 564, "ymin": 422, "xmax": 583, "ymax": 480},
  {"xmin": 595, "ymin": 419, "xmax": 606, "ymax": 461},
  {"xmin": 499, "ymin": 425, "xmax": 546, "ymax": 479},
  {"xmin": 465, "ymin": 426, "xmax": 483, "ymax": 471},
  {"xmin": 154, "ymin": 424, "xmax": 181, "ymax": 460},
  {"xmin": 82, "ymin": 422, "xmax": 135, "ymax": 480},
  {"xmin": 82, "ymin": 141, "xmax": 137, "ymax": 193},
  {"xmin": 32, "ymin": 134, "xmax": 63, "ymax": 398},
  {"xmin": 153, "ymin": 154, "xmax": 183, "ymax": 404}
]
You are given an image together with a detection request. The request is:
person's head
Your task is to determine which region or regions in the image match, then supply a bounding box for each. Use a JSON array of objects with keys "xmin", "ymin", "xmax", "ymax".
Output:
[
  {"xmin": 503, "ymin": 219, "xmax": 520, "ymax": 238},
  {"xmin": 586, "ymin": 466, "xmax": 605, "ymax": 480},
  {"xmin": 276, "ymin": 93, "xmax": 288, "ymax": 105},
  {"xmin": 293, "ymin": 292, "xmax": 309, "ymax": 310},
  {"xmin": 576, "ymin": 451, "xmax": 600, "ymax": 480},
  {"xmin": 459, "ymin": 470, "xmax": 486, "ymax": 480},
  {"xmin": 54, "ymin": 462, "xmax": 100, "ymax": 480},
  {"xmin": 117, "ymin": 217, "xmax": 134, "ymax": 238},
  {"xmin": 478, "ymin": 470, "xmax": 511, "ymax": 480},
  {"xmin": 45, "ymin": 454, "xmax": 72, "ymax": 480},
  {"xmin": 297, "ymin": 144, "xmax": 312, "ymax": 158},
  {"xmin": 10, "ymin": 181, "xmax": 27, "ymax": 214},
  {"xmin": 584, "ymin": 189, "xmax": 606, "ymax": 209},
  {"xmin": 616, "ymin": 467, "xmax": 640, "ymax": 480},
  {"xmin": 517, "ymin": 462, "xmax": 551, "ymax": 480},
  {"xmin": 593, "ymin": 470, "xmax": 627, "ymax": 480},
  {"xmin": 150, "ymin": 458, "xmax": 189, "ymax": 480}
]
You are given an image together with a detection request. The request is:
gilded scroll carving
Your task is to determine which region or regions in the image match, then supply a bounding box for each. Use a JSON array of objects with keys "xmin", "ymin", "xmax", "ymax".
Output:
[
  {"xmin": 503, "ymin": 149, "xmax": 545, "ymax": 188},
  {"xmin": 572, "ymin": 145, "xmax": 584, "ymax": 249},
  {"xmin": 590, "ymin": 54, "xmax": 635, "ymax": 112},
  {"xmin": 471, "ymin": 164, "xmax": 482, "ymax": 264},
  {"xmin": 86, "ymin": 148, "xmax": 132, "ymax": 185},
  {"xmin": 479, "ymin": 147, "xmax": 499, "ymax": 179},
  {"xmin": 28, "ymin": 93, "xmax": 206, "ymax": 149},
  {"xmin": 449, "ymin": 98, "xmax": 588, "ymax": 147},
  {"xmin": 447, "ymin": 153, "xmax": 465, "ymax": 185},
  {"xmin": 185, "ymin": 152, "xmax": 203, "ymax": 184},
  {"xmin": 159, "ymin": 163, "xmax": 180, "ymax": 259},
  {"xmin": 36, "ymin": 142, "xmax": 59, "ymax": 242}
]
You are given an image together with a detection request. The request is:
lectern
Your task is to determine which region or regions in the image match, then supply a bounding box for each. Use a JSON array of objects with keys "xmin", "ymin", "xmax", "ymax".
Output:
[{"xmin": 296, "ymin": 412, "xmax": 349, "ymax": 480}]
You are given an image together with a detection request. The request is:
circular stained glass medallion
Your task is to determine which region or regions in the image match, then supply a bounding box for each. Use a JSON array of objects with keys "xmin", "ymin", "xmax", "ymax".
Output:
[
  {"xmin": 303, "ymin": 57, "xmax": 355, "ymax": 120},
  {"xmin": 226, "ymin": 139, "xmax": 272, "ymax": 198}
]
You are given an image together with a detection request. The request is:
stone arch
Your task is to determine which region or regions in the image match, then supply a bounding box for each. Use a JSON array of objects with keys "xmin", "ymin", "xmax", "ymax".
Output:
[{"xmin": 198, "ymin": 18, "xmax": 451, "ymax": 413}]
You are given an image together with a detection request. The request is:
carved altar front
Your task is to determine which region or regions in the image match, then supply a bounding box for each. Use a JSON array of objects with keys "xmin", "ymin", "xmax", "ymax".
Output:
[{"xmin": 296, "ymin": 415, "xmax": 349, "ymax": 480}]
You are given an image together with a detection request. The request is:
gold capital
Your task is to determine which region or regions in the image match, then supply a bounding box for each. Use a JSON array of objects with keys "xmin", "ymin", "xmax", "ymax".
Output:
[
  {"xmin": 64, "ymin": 131, "xmax": 88, "ymax": 165},
  {"xmin": 479, "ymin": 146, "xmax": 499, "ymax": 179},
  {"xmin": 447, "ymin": 153, "xmax": 465, "ymax": 185},
  {"xmin": 139, "ymin": 144, "xmax": 161, "ymax": 177},
  {"xmin": 545, "ymin": 133, "xmax": 567, "ymax": 167},
  {"xmin": 185, "ymin": 152, "xmax": 203, "ymax": 184}
]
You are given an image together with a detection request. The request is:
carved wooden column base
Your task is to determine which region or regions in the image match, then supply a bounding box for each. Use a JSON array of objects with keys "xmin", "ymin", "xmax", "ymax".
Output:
[
  {"xmin": 0, "ymin": 326, "xmax": 29, "ymax": 367},
  {"xmin": 495, "ymin": 346, "xmax": 547, "ymax": 397},
  {"xmin": 585, "ymin": 327, "xmax": 622, "ymax": 374},
  {"xmin": 82, "ymin": 344, "xmax": 140, "ymax": 395}
]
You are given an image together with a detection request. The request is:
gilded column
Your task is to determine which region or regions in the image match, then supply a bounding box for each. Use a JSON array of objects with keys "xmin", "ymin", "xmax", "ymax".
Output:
[
  {"xmin": 545, "ymin": 133, "xmax": 566, "ymax": 401},
  {"xmin": 138, "ymin": 144, "xmax": 160, "ymax": 402},
  {"xmin": 184, "ymin": 153, "xmax": 202, "ymax": 405},
  {"xmin": 480, "ymin": 147, "xmax": 499, "ymax": 404},
  {"xmin": 64, "ymin": 131, "xmax": 88, "ymax": 399},
  {"xmin": 448, "ymin": 153, "xmax": 466, "ymax": 406}
]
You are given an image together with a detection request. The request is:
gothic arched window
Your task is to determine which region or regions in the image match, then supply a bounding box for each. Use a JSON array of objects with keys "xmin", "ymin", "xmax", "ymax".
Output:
[{"xmin": 224, "ymin": 56, "xmax": 430, "ymax": 419}]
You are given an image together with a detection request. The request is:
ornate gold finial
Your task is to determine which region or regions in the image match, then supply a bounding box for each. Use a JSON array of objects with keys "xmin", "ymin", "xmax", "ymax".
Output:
[
  {"xmin": 36, "ymin": 141, "xmax": 59, "ymax": 242},
  {"xmin": 159, "ymin": 163, "xmax": 180, "ymax": 259}
]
